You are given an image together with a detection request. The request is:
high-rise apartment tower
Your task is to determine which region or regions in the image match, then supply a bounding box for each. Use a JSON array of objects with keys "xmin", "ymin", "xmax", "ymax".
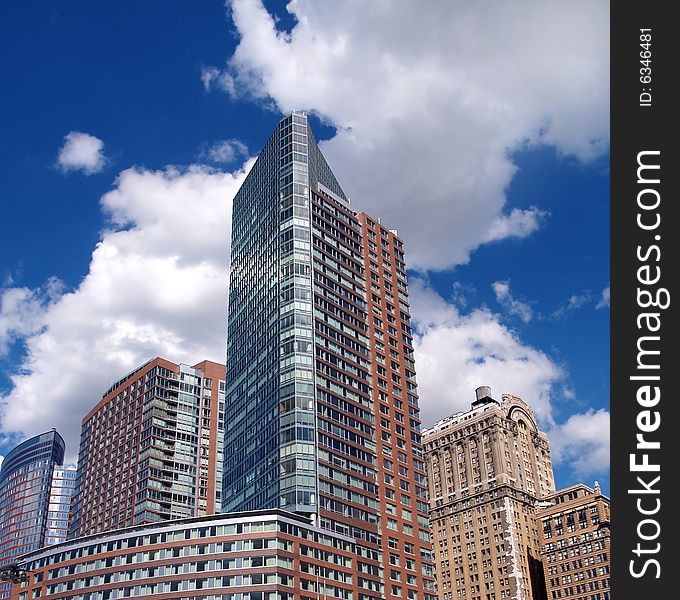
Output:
[
  {"xmin": 424, "ymin": 388, "xmax": 556, "ymax": 600},
  {"xmin": 223, "ymin": 111, "xmax": 435, "ymax": 600},
  {"xmin": 68, "ymin": 358, "xmax": 225, "ymax": 538}
]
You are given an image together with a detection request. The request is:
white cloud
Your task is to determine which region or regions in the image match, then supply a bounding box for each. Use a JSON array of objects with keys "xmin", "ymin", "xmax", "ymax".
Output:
[
  {"xmin": 411, "ymin": 278, "xmax": 562, "ymax": 427},
  {"xmin": 596, "ymin": 286, "xmax": 610, "ymax": 309},
  {"xmin": 201, "ymin": 66, "xmax": 237, "ymax": 97},
  {"xmin": 57, "ymin": 131, "xmax": 107, "ymax": 175},
  {"xmin": 568, "ymin": 293, "xmax": 592, "ymax": 310},
  {"xmin": 551, "ymin": 290, "xmax": 594, "ymax": 319},
  {"xmin": 412, "ymin": 278, "xmax": 609, "ymax": 476},
  {"xmin": 0, "ymin": 162, "xmax": 251, "ymax": 462},
  {"xmin": 205, "ymin": 0, "xmax": 609, "ymax": 270},
  {"xmin": 0, "ymin": 278, "xmax": 64, "ymax": 355},
  {"xmin": 491, "ymin": 280, "xmax": 534, "ymax": 323},
  {"xmin": 201, "ymin": 139, "xmax": 249, "ymax": 164},
  {"xmin": 549, "ymin": 409, "xmax": 610, "ymax": 477},
  {"xmin": 551, "ymin": 286, "xmax": 612, "ymax": 319},
  {"xmin": 4, "ymin": 0, "xmax": 610, "ymax": 470},
  {"xmin": 450, "ymin": 281, "xmax": 476, "ymax": 309},
  {"xmin": 483, "ymin": 208, "xmax": 548, "ymax": 245}
]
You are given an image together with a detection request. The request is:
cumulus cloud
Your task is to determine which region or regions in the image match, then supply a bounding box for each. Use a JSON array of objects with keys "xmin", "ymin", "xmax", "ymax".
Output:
[
  {"xmin": 549, "ymin": 409, "xmax": 610, "ymax": 477},
  {"xmin": 596, "ymin": 285, "xmax": 610, "ymax": 309},
  {"xmin": 201, "ymin": 139, "xmax": 249, "ymax": 164},
  {"xmin": 412, "ymin": 278, "xmax": 609, "ymax": 476},
  {"xmin": 492, "ymin": 280, "xmax": 534, "ymax": 323},
  {"xmin": 411, "ymin": 278, "xmax": 562, "ymax": 427},
  {"xmin": 57, "ymin": 131, "xmax": 107, "ymax": 175},
  {"xmin": 4, "ymin": 0, "xmax": 609, "ymax": 471},
  {"xmin": 0, "ymin": 163, "xmax": 251, "ymax": 461},
  {"xmin": 204, "ymin": 0, "xmax": 609, "ymax": 270},
  {"xmin": 0, "ymin": 278, "xmax": 64, "ymax": 355}
]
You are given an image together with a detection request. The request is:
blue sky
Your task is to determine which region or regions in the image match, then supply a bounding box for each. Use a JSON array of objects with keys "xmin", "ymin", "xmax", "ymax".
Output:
[{"xmin": 0, "ymin": 1, "xmax": 609, "ymax": 493}]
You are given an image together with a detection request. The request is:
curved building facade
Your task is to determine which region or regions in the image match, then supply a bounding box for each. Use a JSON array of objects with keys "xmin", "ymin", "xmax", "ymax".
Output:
[
  {"xmin": 12, "ymin": 510, "xmax": 356, "ymax": 600},
  {"xmin": 0, "ymin": 429, "xmax": 75, "ymax": 597}
]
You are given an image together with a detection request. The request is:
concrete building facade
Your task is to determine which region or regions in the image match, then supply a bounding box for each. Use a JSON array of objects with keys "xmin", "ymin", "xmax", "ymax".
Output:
[
  {"xmin": 424, "ymin": 388, "xmax": 556, "ymax": 600},
  {"xmin": 537, "ymin": 484, "xmax": 610, "ymax": 600},
  {"xmin": 68, "ymin": 358, "xmax": 225, "ymax": 538}
]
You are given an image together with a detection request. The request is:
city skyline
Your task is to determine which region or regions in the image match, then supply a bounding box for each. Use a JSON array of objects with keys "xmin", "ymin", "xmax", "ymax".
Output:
[{"xmin": 0, "ymin": 0, "xmax": 609, "ymax": 497}]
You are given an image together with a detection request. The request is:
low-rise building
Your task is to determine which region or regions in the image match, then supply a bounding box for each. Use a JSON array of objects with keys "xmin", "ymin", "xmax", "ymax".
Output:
[
  {"xmin": 13, "ymin": 510, "xmax": 357, "ymax": 600},
  {"xmin": 537, "ymin": 483, "xmax": 610, "ymax": 600}
]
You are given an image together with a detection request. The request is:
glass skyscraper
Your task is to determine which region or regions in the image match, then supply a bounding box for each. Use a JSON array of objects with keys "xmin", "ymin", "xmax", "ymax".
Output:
[
  {"xmin": 0, "ymin": 430, "xmax": 75, "ymax": 598},
  {"xmin": 224, "ymin": 112, "xmax": 436, "ymax": 600},
  {"xmin": 224, "ymin": 111, "xmax": 347, "ymax": 515}
]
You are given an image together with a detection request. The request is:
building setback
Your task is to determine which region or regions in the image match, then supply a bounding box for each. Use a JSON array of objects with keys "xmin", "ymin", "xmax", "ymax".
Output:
[
  {"xmin": 0, "ymin": 430, "xmax": 76, "ymax": 598},
  {"xmin": 537, "ymin": 484, "xmax": 610, "ymax": 600},
  {"xmin": 11, "ymin": 510, "xmax": 358, "ymax": 600},
  {"xmin": 222, "ymin": 111, "xmax": 435, "ymax": 600},
  {"xmin": 424, "ymin": 388, "xmax": 555, "ymax": 600},
  {"xmin": 68, "ymin": 358, "xmax": 225, "ymax": 539}
]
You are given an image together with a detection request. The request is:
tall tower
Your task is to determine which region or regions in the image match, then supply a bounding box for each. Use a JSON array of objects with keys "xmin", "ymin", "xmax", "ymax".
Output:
[
  {"xmin": 223, "ymin": 111, "xmax": 436, "ymax": 600},
  {"xmin": 0, "ymin": 430, "xmax": 75, "ymax": 597},
  {"xmin": 68, "ymin": 357, "xmax": 225, "ymax": 538},
  {"xmin": 423, "ymin": 388, "xmax": 556, "ymax": 600}
]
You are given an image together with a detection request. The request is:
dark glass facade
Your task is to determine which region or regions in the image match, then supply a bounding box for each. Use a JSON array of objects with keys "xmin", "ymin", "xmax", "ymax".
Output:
[{"xmin": 223, "ymin": 112, "xmax": 348, "ymax": 515}]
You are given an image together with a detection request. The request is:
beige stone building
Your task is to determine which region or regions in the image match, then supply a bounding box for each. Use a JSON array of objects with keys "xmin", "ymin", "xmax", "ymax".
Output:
[
  {"xmin": 423, "ymin": 387, "xmax": 556, "ymax": 600},
  {"xmin": 537, "ymin": 484, "xmax": 610, "ymax": 600}
]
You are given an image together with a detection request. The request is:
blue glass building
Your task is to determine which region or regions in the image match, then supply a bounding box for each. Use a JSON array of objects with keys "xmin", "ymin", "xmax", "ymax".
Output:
[
  {"xmin": 223, "ymin": 111, "xmax": 348, "ymax": 515},
  {"xmin": 0, "ymin": 430, "xmax": 75, "ymax": 597}
]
